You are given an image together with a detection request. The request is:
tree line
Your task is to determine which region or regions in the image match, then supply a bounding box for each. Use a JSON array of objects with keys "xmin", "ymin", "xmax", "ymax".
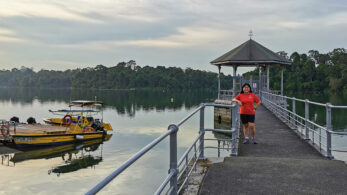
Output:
[
  {"xmin": 243, "ymin": 48, "xmax": 347, "ymax": 94},
  {"xmin": 0, "ymin": 60, "xmax": 233, "ymax": 90},
  {"xmin": 1, "ymin": 48, "xmax": 346, "ymax": 93}
]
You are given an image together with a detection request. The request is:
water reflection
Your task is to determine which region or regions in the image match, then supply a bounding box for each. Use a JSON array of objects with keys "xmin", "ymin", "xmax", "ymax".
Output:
[
  {"xmin": 284, "ymin": 93, "xmax": 347, "ymax": 131},
  {"xmin": 0, "ymin": 88, "xmax": 216, "ymax": 117},
  {"xmin": 1, "ymin": 136, "xmax": 111, "ymax": 176}
]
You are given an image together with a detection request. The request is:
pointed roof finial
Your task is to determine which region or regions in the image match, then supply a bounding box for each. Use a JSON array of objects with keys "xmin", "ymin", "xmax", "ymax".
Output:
[{"xmin": 248, "ymin": 30, "xmax": 253, "ymax": 40}]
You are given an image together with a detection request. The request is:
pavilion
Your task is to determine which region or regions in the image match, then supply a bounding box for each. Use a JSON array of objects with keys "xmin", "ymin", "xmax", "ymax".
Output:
[{"xmin": 210, "ymin": 35, "xmax": 291, "ymax": 98}]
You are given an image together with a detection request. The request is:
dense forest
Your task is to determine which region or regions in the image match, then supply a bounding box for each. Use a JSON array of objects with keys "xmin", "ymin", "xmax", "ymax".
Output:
[
  {"xmin": 0, "ymin": 60, "xmax": 233, "ymax": 90},
  {"xmin": 0, "ymin": 48, "xmax": 346, "ymax": 93},
  {"xmin": 244, "ymin": 48, "xmax": 347, "ymax": 94}
]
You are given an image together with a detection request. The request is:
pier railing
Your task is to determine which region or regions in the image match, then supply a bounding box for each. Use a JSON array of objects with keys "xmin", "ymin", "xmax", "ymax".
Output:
[
  {"xmin": 261, "ymin": 91, "xmax": 347, "ymax": 159},
  {"xmin": 86, "ymin": 103, "xmax": 240, "ymax": 195}
]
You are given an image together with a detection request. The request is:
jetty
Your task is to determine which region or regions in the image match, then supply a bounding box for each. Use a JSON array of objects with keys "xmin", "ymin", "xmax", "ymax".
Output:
[
  {"xmin": 199, "ymin": 105, "xmax": 347, "ymax": 194},
  {"xmin": 83, "ymin": 37, "xmax": 347, "ymax": 194}
]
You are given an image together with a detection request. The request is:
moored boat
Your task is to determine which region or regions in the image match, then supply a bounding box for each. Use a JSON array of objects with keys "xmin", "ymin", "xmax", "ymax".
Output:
[
  {"xmin": 12, "ymin": 100, "xmax": 113, "ymax": 147},
  {"xmin": 43, "ymin": 100, "xmax": 112, "ymax": 131},
  {"xmin": 12, "ymin": 124, "xmax": 106, "ymax": 147}
]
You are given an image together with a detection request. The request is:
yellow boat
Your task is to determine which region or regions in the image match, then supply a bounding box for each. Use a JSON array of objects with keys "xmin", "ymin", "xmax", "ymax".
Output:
[
  {"xmin": 12, "ymin": 100, "xmax": 113, "ymax": 147},
  {"xmin": 43, "ymin": 100, "xmax": 112, "ymax": 131}
]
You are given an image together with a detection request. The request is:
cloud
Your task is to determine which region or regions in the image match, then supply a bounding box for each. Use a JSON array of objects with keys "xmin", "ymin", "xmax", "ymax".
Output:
[
  {"xmin": 110, "ymin": 26, "xmax": 231, "ymax": 48},
  {"xmin": 51, "ymin": 25, "xmax": 231, "ymax": 50},
  {"xmin": 277, "ymin": 21, "xmax": 306, "ymax": 29},
  {"xmin": 0, "ymin": 1, "xmax": 102, "ymax": 23},
  {"xmin": 0, "ymin": 0, "xmax": 168, "ymax": 23},
  {"xmin": 0, "ymin": 28, "xmax": 26, "ymax": 42},
  {"xmin": 0, "ymin": 0, "xmax": 346, "ymax": 71}
]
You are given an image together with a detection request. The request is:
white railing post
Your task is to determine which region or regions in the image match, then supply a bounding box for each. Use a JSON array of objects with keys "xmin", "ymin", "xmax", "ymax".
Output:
[
  {"xmin": 231, "ymin": 104, "xmax": 239, "ymax": 156},
  {"xmin": 199, "ymin": 105, "xmax": 205, "ymax": 160},
  {"xmin": 292, "ymin": 98, "xmax": 296, "ymax": 128},
  {"xmin": 305, "ymin": 99, "xmax": 310, "ymax": 140},
  {"xmin": 326, "ymin": 103, "xmax": 333, "ymax": 159},
  {"xmin": 168, "ymin": 124, "xmax": 179, "ymax": 195}
]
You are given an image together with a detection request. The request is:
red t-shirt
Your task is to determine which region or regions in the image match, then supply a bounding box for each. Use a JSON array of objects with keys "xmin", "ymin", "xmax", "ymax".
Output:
[{"xmin": 235, "ymin": 93, "xmax": 260, "ymax": 115}]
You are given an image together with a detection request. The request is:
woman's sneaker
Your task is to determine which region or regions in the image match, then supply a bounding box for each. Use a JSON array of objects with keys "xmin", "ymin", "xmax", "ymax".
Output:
[
  {"xmin": 243, "ymin": 138, "xmax": 249, "ymax": 144},
  {"xmin": 252, "ymin": 138, "xmax": 257, "ymax": 144}
]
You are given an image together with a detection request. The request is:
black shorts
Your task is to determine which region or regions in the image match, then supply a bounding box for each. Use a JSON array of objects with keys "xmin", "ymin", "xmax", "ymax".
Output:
[{"xmin": 240, "ymin": 114, "xmax": 255, "ymax": 124}]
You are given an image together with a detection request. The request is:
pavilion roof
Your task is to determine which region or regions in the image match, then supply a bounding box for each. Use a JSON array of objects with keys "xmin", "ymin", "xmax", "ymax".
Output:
[{"xmin": 210, "ymin": 39, "xmax": 291, "ymax": 67}]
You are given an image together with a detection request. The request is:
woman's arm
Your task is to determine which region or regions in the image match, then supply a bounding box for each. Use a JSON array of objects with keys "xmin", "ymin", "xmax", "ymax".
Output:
[
  {"xmin": 232, "ymin": 98, "xmax": 242, "ymax": 106},
  {"xmin": 254, "ymin": 101, "xmax": 261, "ymax": 111}
]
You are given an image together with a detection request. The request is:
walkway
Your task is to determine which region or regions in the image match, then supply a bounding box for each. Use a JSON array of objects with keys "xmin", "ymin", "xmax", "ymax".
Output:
[{"xmin": 199, "ymin": 106, "xmax": 347, "ymax": 194}]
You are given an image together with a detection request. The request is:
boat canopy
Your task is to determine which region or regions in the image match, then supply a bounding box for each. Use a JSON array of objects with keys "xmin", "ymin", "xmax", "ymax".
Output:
[
  {"xmin": 49, "ymin": 109, "xmax": 99, "ymax": 113},
  {"xmin": 69, "ymin": 100, "xmax": 103, "ymax": 107}
]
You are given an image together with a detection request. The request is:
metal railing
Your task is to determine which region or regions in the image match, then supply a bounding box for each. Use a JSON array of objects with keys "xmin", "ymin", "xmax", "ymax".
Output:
[
  {"xmin": 86, "ymin": 103, "xmax": 240, "ymax": 195},
  {"xmin": 261, "ymin": 91, "xmax": 347, "ymax": 159}
]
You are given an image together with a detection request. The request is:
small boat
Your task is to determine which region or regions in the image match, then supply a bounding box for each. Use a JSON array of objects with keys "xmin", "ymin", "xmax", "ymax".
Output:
[
  {"xmin": 12, "ymin": 100, "xmax": 113, "ymax": 147},
  {"xmin": 43, "ymin": 100, "xmax": 112, "ymax": 131}
]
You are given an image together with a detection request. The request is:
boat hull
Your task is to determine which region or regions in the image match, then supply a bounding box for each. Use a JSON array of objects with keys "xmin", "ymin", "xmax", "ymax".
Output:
[{"xmin": 13, "ymin": 132, "xmax": 104, "ymax": 147}]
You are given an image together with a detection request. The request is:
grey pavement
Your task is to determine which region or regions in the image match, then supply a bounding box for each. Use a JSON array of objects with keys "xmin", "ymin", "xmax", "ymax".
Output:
[{"xmin": 199, "ymin": 106, "xmax": 347, "ymax": 195}]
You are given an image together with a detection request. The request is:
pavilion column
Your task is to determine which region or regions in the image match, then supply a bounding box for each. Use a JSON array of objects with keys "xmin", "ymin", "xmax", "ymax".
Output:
[
  {"xmin": 232, "ymin": 65, "xmax": 237, "ymax": 97},
  {"xmin": 281, "ymin": 65, "xmax": 284, "ymax": 96},
  {"xmin": 258, "ymin": 65, "xmax": 262, "ymax": 100},
  {"xmin": 266, "ymin": 66, "xmax": 270, "ymax": 91},
  {"xmin": 218, "ymin": 65, "xmax": 221, "ymax": 99}
]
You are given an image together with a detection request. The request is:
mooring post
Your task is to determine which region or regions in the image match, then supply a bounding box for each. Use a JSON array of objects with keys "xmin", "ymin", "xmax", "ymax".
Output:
[
  {"xmin": 305, "ymin": 99, "xmax": 310, "ymax": 140},
  {"xmin": 326, "ymin": 103, "xmax": 333, "ymax": 159},
  {"xmin": 292, "ymin": 98, "xmax": 296, "ymax": 128},
  {"xmin": 199, "ymin": 105, "xmax": 205, "ymax": 160},
  {"xmin": 168, "ymin": 124, "xmax": 178, "ymax": 195}
]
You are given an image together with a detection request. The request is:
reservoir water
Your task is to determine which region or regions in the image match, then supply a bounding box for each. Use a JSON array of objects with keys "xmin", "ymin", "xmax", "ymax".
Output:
[{"xmin": 0, "ymin": 88, "xmax": 346, "ymax": 194}]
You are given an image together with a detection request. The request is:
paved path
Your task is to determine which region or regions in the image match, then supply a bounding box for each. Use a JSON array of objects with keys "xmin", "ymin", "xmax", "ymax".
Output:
[{"xmin": 199, "ymin": 106, "xmax": 347, "ymax": 195}]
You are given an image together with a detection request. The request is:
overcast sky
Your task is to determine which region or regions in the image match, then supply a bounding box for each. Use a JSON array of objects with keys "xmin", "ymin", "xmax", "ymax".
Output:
[{"xmin": 1, "ymin": 0, "xmax": 346, "ymax": 74}]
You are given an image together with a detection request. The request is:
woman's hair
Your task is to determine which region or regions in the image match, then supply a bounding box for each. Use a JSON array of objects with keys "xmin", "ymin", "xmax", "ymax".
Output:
[{"xmin": 240, "ymin": 83, "xmax": 252, "ymax": 94}]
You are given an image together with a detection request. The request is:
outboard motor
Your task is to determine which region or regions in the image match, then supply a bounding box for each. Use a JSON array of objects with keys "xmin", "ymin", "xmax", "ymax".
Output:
[
  {"xmin": 91, "ymin": 119, "xmax": 104, "ymax": 131},
  {"xmin": 10, "ymin": 116, "xmax": 19, "ymax": 123},
  {"xmin": 27, "ymin": 117, "xmax": 36, "ymax": 124}
]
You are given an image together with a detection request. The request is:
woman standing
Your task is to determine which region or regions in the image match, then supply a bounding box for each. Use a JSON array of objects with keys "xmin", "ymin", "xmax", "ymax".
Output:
[{"xmin": 232, "ymin": 83, "xmax": 261, "ymax": 144}]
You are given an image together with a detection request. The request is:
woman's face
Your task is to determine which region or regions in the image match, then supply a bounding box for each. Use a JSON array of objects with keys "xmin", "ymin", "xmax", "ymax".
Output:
[{"xmin": 243, "ymin": 85, "xmax": 250, "ymax": 93}]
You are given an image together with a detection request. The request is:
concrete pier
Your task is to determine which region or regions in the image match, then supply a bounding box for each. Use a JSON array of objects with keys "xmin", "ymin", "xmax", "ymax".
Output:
[{"xmin": 199, "ymin": 106, "xmax": 347, "ymax": 194}]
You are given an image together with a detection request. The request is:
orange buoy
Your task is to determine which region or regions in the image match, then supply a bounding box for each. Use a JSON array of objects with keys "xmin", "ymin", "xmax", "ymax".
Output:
[
  {"xmin": 62, "ymin": 115, "xmax": 73, "ymax": 126},
  {"xmin": 1, "ymin": 124, "xmax": 9, "ymax": 135},
  {"xmin": 83, "ymin": 126, "xmax": 95, "ymax": 133}
]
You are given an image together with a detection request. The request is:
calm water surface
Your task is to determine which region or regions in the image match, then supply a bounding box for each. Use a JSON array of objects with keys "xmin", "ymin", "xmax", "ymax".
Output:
[
  {"xmin": 0, "ymin": 88, "xmax": 347, "ymax": 195},
  {"xmin": 0, "ymin": 88, "xmax": 224, "ymax": 195}
]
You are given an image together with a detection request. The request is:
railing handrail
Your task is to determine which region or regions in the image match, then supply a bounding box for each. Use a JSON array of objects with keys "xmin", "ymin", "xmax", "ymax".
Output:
[
  {"xmin": 86, "ymin": 128, "xmax": 175, "ymax": 195},
  {"xmin": 261, "ymin": 91, "xmax": 346, "ymax": 108},
  {"xmin": 261, "ymin": 90, "xmax": 347, "ymax": 160},
  {"xmin": 86, "ymin": 102, "xmax": 239, "ymax": 195}
]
